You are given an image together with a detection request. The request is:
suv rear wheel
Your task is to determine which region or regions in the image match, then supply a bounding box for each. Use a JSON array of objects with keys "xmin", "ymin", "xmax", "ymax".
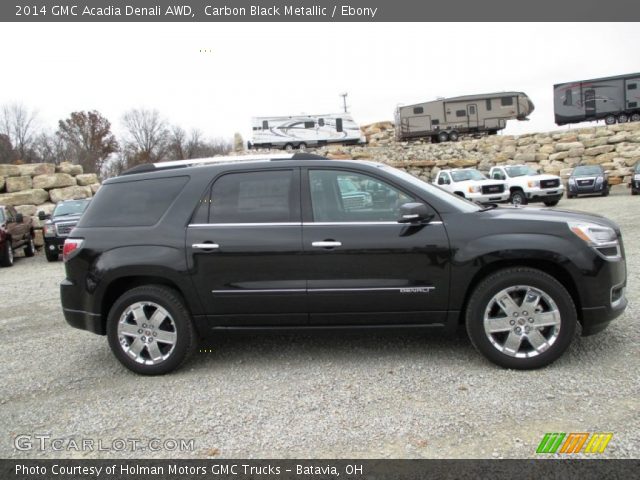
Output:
[
  {"xmin": 466, "ymin": 267, "xmax": 576, "ymax": 369},
  {"xmin": 107, "ymin": 285, "xmax": 197, "ymax": 375}
]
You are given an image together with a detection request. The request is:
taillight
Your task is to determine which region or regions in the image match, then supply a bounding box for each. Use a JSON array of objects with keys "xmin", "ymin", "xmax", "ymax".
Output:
[{"xmin": 62, "ymin": 238, "xmax": 83, "ymax": 262}]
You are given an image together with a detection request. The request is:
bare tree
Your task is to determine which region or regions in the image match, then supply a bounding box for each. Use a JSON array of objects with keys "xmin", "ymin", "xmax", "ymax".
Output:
[
  {"xmin": 32, "ymin": 132, "xmax": 70, "ymax": 165},
  {"xmin": 56, "ymin": 110, "xmax": 119, "ymax": 174},
  {"xmin": 0, "ymin": 133, "xmax": 16, "ymax": 164},
  {"xmin": 121, "ymin": 108, "xmax": 169, "ymax": 166},
  {"xmin": 0, "ymin": 103, "xmax": 39, "ymax": 162}
]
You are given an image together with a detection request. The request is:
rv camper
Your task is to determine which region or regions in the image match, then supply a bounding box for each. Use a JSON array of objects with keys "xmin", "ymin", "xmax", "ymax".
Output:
[
  {"xmin": 249, "ymin": 114, "xmax": 366, "ymax": 150},
  {"xmin": 395, "ymin": 92, "xmax": 534, "ymax": 143},
  {"xmin": 554, "ymin": 72, "xmax": 640, "ymax": 126}
]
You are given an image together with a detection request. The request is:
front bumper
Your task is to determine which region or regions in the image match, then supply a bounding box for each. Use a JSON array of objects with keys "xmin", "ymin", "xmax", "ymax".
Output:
[
  {"xmin": 467, "ymin": 191, "xmax": 511, "ymax": 204},
  {"xmin": 568, "ymin": 182, "xmax": 607, "ymax": 195},
  {"xmin": 44, "ymin": 236, "xmax": 66, "ymax": 252},
  {"xmin": 580, "ymin": 291, "xmax": 627, "ymax": 336},
  {"xmin": 525, "ymin": 185, "xmax": 565, "ymax": 200}
]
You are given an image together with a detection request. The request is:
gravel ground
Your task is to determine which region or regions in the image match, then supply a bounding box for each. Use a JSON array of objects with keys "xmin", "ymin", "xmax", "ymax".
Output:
[{"xmin": 1, "ymin": 185, "xmax": 638, "ymax": 459}]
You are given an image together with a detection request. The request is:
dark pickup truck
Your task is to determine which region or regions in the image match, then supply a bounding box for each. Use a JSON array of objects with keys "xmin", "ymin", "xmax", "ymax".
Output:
[
  {"xmin": 39, "ymin": 199, "xmax": 91, "ymax": 262},
  {"xmin": 0, "ymin": 205, "xmax": 36, "ymax": 267}
]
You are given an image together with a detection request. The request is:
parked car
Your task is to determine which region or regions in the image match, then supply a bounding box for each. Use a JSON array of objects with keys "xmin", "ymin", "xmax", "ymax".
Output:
[
  {"xmin": 0, "ymin": 205, "xmax": 36, "ymax": 267},
  {"xmin": 39, "ymin": 199, "xmax": 91, "ymax": 262},
  {"xmin": 631, "ymin": 162, "xmax": 640, "ymax": 195},
  {"xmin": 489, "ymin": 165, "xmax": 564, "ymax": 206},
  {"xmin": 567, "ymin": 165, "xmax": 610, "ymax": 198},
  {"xmin": 60, "ymin": 153, "xmax": 627, "ymax": 375},
  {"xmin": 433, "ymin": 168, "xmax": 509, "ymax": 204}
]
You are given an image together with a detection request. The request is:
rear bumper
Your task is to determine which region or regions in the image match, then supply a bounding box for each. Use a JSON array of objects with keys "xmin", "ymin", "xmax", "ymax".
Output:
[{"xmin": 60, "ymin": 278, "xmax": 105, "ymax": 335}]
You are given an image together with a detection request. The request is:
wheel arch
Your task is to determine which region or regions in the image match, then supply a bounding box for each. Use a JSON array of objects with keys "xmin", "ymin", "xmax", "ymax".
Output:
[
  {"xmin": 457, "ymin": 258, "xmax": 582, "ymax": 327},
  {"xmin": 100, "ymin": 276, "xmax": 192, "ymax": 332}
]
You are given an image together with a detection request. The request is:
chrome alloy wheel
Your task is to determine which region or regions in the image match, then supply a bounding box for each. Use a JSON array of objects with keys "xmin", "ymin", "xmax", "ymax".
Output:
[
  {"xmin": 117, "ymin": 301, "xmax": 177, "ymax": 365},
  {"xmin": 483, "ymin": 285, "xmax": 561, "ymax": 358}
]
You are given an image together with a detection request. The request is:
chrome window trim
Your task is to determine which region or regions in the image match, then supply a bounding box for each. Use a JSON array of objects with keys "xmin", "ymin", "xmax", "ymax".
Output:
[{"xmin": 189, "ymin": 221, "xmax": 444, "ymax": 227}]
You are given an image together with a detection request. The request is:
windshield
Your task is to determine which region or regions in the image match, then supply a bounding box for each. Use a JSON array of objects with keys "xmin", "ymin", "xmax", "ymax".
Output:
[
  {"xmin": 451, "ymin": 169, "xmax": 486, "ymax": 182},
  {"xmin": 381, "ymin": 165, "xmax": 481, "ymax": 213},
  {"xmin": 505, "ymin": 166, "xmax": 538, "ymax": 177},
  {"xmin": 53, "ymin": 199, "xmax": 90, "ymax": 217},
  {"xmin": 573, "ymin": 165, "xmax": 603, "ymax": 176}
]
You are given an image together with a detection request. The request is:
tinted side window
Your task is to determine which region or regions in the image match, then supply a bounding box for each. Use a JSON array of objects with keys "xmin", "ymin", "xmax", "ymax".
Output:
[
  {"xmin": 456, "ymin": 110, "xmax": 466, "ymax": 117},
  {"xmin": 309, "ymin": 170, "xmax": 414, "ymax": 222},
  {"xmin": 210, "ymin": 170, "xmax": 297, "ymax": 224},
  {"xmin": 563, "ymin": 89, "xmax": 573, "ymax": 106},
  {"xmin": 627, "ymin": 83, "xmax": 637, "ymax": 90},
  {"xmin": 501, "ymin": 97, "xmax": 513, "ymax": 106},
  {"xmin": 79, "ymin": 176, "xmax": 189, "ymax": 227},
  {"xmin": 413, "ymin": 107, "xmax": 424, "ymax": 114},
  {"xmin": 486, "ymin": 99, "xmax": 492, "ymax": 110}
]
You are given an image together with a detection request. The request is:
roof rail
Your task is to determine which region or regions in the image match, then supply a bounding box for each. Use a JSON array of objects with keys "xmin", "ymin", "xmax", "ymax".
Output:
[
  {"xmin": 121, "ymin": 152, "xmax": 329, "ymax": 176},
  {"xmin": 153, "ymin": 153, "xmax": 295, "ymax": 168}
]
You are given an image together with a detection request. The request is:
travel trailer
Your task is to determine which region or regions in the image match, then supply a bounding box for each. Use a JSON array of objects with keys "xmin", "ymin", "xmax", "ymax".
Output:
[
  {"xmin": 554, "ymin": 72, "xmax": 640, "ymax": 126},
  {"xmin": 249, "ymin": 114, "xmax": 366, "ymax": 150},
  {"xmin": 395, "ymin": 92, "xmax": 534, "ymax": 143}
]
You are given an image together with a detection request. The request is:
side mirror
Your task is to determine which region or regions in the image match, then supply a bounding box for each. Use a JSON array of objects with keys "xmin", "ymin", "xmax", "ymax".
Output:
[
  {"xmin": 15, "ymin": 213, "xmax": 24, "ymax": 223},
  {"xmin": 398, "ymin": 203, "xmax": 433, "ymax": 224},
  {"xmin": 38, "ymin": 211, "xmax": 50, "ymax": 221},
  {"xmin": 604, "ymin": 170, "xmax": 611, "ymax": 175}
]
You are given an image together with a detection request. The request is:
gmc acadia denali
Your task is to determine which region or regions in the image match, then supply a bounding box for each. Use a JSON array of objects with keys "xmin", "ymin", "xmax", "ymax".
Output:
[{"xmin": 60, "ymin": 153, "xmax": 627, "ymax": 374}]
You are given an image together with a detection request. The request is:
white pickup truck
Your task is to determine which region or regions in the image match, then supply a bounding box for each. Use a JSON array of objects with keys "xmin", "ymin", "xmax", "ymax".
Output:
[
  {"xmin": 433, "ymin": 168, "xmax": 510, "ymax": 204},
  {"xmin": 489, "ymin": 165, "xmax": 564, "ymax": 206}
]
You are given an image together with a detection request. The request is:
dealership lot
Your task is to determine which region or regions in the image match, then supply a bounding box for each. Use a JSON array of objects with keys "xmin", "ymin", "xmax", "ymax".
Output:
[{"xmin": 1, "ymin": 186, "xmax": 638, "ymax": 459}]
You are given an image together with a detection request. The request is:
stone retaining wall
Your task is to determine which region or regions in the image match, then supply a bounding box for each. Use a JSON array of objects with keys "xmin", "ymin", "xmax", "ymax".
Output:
[{"xmin": 0, "ymin": 162, "xmax": 100, "ymax": 246}]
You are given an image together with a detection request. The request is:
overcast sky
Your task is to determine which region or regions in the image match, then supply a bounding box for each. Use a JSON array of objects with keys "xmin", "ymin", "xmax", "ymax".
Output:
[{"xmin": 1, "ymin": 22, "xmax": 639, "ymax": 143}]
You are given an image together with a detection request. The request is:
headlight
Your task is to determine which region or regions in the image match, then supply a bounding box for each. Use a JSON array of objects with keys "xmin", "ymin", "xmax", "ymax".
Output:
[
  {"xmin": 528, "ymin": 180, "xmax": 540, "ymax": 188},
  {"xmin": 634, "ymin": 174, "xmax": 640, "ymax": 181},
  {"xmin": 595, "ymin": 176, "xmax": 604, "ymax": 184},
  {"xmin": 568, "ymin": 222, "xmax": 620, "ymax": 260},
  {"xmin": 568, "ymin": 178, "xmax": 575, "ymax": 185},
  {"xmin": 43, "ymin": 224, "xmax": 54, "ymax": 237},
  {"xmin": 468, "ymin": 185, "xmax": 481, "ymax": 193}
]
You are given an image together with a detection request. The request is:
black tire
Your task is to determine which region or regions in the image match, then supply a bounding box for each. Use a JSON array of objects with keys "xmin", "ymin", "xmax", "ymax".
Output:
[
  {"xmin": 602, "ymin": 188, "xmax": 609, "ymax": 197},
  {"xmin": 543, "ymin": 199, "xmax": 559, "ymax": 207},
  {"xmin": 284, "ymin": 143, "xmax": 294, "ymax": 152},
  {"xmin": 454, "ymin": 192, "xmax": 466, "ymax": 198},
  {"xmin": 632, "ymin": 190, "xmax": 638, "ymax": 196},
  {"xmin": 604, "ymin": 114, "xmax": 617, "ymax": 125},
  {"xmin": 566, "ymin": 191, "xmax": 575, "ymax": 199},
  {"xmin": 510, "ymin": 190, "xmax": 527, "ymax": 206},
  {"xmin": 45, "ymin": 247, "xmax": 59, "ymax": 262},
  {"xmin": 0, "ymin": 240, "xmax": 14, "ymax": 267},
  {"xmin": 107, "ymin": 285, "xmax": 197, "ymax": 375},
  {"xmin": 298, "ymin": 142, "xmax": 307, "ymax": 152},
  {"xmin": 437, "ymin": 131, "xmax": 449, "ymax": 143},
  {"xmin": 631, "ymin": 113, "xmax": 640, "ymax": 123},
  {"xmin": 449, "ymin": 131, "xmax": 460, "ymax": 142},
  {"xmin": 617, "ymin": 113, "xmax": 629, "ymax": 124},
  {"xmin": 465, "ymin": 267, "xmax": 577, "ymax": 369},
  {"xmin": 24, "ymin": 235, "xmax": 35, "ymax": 257}
]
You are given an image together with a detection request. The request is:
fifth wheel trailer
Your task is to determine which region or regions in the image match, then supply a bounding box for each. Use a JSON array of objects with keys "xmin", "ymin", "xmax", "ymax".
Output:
[
  {"xmin": 395, "ymin": 92, "xmax": 534, "ymax": 143},
  {"xmin": 249, "ymin": 114, "xmax": 366, "ymax": 150},
  {"xmin": 554, "ymin": 72, "xmax": 640, "ymax": 126}
]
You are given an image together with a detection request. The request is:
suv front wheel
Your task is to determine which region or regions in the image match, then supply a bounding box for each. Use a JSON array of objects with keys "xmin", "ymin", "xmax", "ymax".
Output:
[
  {"xmin": 107, "ymin": 285, "xmax": 197, "ymax": 375},
  {"xmin": 466, "ymin": 268, "xmax": 577, "ymax": 369}
]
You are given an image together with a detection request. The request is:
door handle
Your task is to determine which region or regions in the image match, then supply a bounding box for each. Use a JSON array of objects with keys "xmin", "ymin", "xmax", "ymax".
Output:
[
  {"xmin": 192, "ymin": 243, "xmax": 220, "ymax": 250},
  {"xmin": 312, "ymin": 241, "xmax": 342, "ymax": 248}
]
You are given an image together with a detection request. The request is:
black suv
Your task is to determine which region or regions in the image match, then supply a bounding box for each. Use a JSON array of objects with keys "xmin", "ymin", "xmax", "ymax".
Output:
[
  {"xmin": 567, "ymin": 165, "xmax": 609, "ymax": 198},
  {"xmin": 39, "ymin": 199, "xmax": 91, "ymax": 261},
  {"xmin": 60, "ymin": 154, "xmax": 627, "ymax": 374}
]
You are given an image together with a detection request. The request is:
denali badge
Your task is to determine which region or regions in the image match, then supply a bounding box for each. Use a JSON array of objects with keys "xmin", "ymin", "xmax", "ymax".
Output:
[{"xmin": 400, "ymin": 287, "xmax": 435, "ymax": 294}]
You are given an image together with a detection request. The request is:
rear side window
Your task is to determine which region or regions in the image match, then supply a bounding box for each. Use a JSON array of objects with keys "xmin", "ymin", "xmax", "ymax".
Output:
[
  {"xmin": 209, "ymin": 170, "xmax": 297, "ymax": 223},
  {"xmin": 501, "ymin": 97, "xmax": 513, "ymax": 106},
  {"xmin": 79, "ymin": 176, "xmax": 188, "ymax": 227}
]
